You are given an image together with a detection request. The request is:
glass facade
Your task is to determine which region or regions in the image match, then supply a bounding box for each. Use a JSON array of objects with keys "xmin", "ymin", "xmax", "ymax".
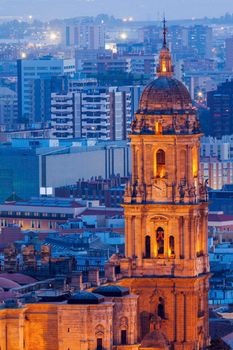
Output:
[{"xmin": 0, "ymin": 147, "xmax": 39, "ymax": 202}]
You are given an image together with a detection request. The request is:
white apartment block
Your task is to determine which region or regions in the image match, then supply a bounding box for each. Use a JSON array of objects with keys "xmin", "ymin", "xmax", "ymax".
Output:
[
  {"xmin": 65, "ymin": 24, "xmax": 105, "ymax": 49},
  {"xmin": 201, "ymin": 135, "xmax": 233, "ymax": 161},
  {"xmin": 81, "ymin": 88, "xmax": 110, "ymax": 140},
  {"xmin": 0, "ymin": 87, "xmax": 17, "ymax": 127},
  {"xmin": 51, "ymin": 92, "xmax": 81, "ymax": 139},
  {"xmin": 200, "ymin": 135, "xmax": 233, "ymax": 189},
  {"xmin": 200, "ymin": 160, "xmax": 233, "ymax": 190}
]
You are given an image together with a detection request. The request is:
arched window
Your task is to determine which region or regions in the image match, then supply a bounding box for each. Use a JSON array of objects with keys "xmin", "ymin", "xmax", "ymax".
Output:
[
  {"xmin": 169, "ymin": 236, "xmax": 175, "ymax": 257},
  {"xmin": 95, "ymin": 325, "xmax": 104, "ymax": 350},
  {"xmin": 120, "ymin": 317, "xmax": 128, "ymax": 345},
  {"xmin": 158, "ymin": 297, "xmax": 165, "ymax": 319},
  {"xmin": 156, "ymin": 227, "xmax": 164, "ymax": 256},
  {"xmin": 155, "ymin": 149, "xmax": 165, "ymax": 178},
  {"xmin": 121, "ymin": 330, "xmax": 127, "ymax": 345},
  {"xmin": 192, "ymin": 146, "xmax": 198, "ymax": 178},
  {"xmin": 145, "ymin": 235, "xmax": 151, "ymax": 258},
  {"xmin": 97, "ymin": 338, "xmax": 103, "ymax": 350}
]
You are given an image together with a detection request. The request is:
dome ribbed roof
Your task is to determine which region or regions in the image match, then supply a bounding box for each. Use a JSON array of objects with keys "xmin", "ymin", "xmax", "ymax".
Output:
[
  {"xmin": 67, "ymin": 291, "xmax": 104, "ymax": 305},
  {"xmin": 0, "ymin": 273, "xmax": 37, "ymax": 285},
  {"xmin": 139, "ymin": 76, "xmax": 192, "ymax": 113},
  {"xmin": 0, "ymin": 277, "xmax": 20, "ymax": 290},
  {"xmin": 93, "ymin": 285, "xmax": 129, "ymax": 297},
  {"xmin": 140, "ymin": 330, "xmax": 170, "ymax": 349}
]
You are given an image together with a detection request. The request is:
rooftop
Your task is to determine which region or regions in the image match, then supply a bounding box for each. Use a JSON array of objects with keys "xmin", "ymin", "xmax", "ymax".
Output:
[{"xmin": 67, "ymin": 291, "xmax": 105, "ymax": 305}]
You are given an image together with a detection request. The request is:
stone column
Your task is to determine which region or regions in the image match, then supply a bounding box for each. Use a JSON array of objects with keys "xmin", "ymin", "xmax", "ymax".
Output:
[
  {"xmin": 164, "ymin": 223, "xmax": 169, "ymax": 258},
  {"xmin": 126, "ymin": 216, "xmax": 133, "ymax": 258},
  {"xmin": 174, "ymin": 219, "xmax": 180, "ymax": 259},
  {"xmin": 185, "ymin": 291, "xmax": 196, "ymax": 343},
  {"xmin": 183, "ymin": 217, "xmax": 190, "ymax": 260},
  {"xmin": 135, "ymin": 216, "xmax": 142, "ymax": 265},
  {"xmin": 145, "ymin": 144, "xmax": 152, "ymax": 185},
  {"xmin": 139, "ymin": 140, "xmax": 144, "ymax": 184},
  {"xmin": 203, "ymin": 210, "xmax": 208, "ymax": 256},
  {"xmin": 179, "ymin": 216, "xmax": 184, "ymax": 259},
  {"xmin": 187, "ymin": 145, "xmax": 192, "ymax": 184},
  {"xmin": 127, "ymin": 216, "xmax": 133, "ymax": 257},
  {"xmin": 125, "ymin": 216, "xmax": 129, "ymax": 257},
  {"xmin": 175, "ymin": 292, "xmax": 185, "ymax": 342},
  {"xmin": 191, "ymin": 216, "xmax": 197, "ymax": 259},
  {"xmin": 131, "ymin": 145, "xmax": 136, "ymax": 183}
]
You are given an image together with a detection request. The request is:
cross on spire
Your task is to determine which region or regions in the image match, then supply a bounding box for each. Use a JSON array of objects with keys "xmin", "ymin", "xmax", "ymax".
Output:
[{"xmin": 163, "ymin": 17, "xmax": 167, "ymax": 48}]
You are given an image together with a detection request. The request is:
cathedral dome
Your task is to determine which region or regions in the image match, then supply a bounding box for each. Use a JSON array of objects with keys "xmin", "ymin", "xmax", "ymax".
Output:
[
  {"xmin": 67, "ymin": 291, "xmax": 104, "ymax": 305},
  {"xmin": 93, "ymin": 285, "xmax": 129, "ymax": 297},
  {"xmin": 139, "ymin": 21, "xmax": 192, "ymax": 114},
  {"xmin": 140, "ymin": 330, "xmax": 170, "ymax": 349},
  {"xmin": 139, "ymin": 76, "xmax": 192, "ymax": 113}
]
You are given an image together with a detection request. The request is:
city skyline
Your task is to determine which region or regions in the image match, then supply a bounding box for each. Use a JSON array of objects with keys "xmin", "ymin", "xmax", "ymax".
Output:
[{"xmin": 0, "ymin": 0, "xmax": 233, "ymax": 20}]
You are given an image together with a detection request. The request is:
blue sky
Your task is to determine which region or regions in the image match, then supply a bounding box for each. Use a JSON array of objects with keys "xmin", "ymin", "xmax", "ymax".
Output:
[{"xmin": 0, "ymin": 0, "xmax": 233, "ymax": 20}]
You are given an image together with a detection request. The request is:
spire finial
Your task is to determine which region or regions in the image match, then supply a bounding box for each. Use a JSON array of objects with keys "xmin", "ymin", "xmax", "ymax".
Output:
[
  {"xmin": 157, "ymin": 17, "xmax": 173, "ymax": 77},
  {"xmin": 163, "ymin": 16, "xmax": 167, "ymax": 48}
]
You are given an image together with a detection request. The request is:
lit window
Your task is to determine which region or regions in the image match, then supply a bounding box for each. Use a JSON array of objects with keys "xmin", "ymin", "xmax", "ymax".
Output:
[
  {"xmin": 156, "ymin": 227, "xmax": 164, "ymax": 256},
  {"xmin": 155, "ymin": 150, "xmax": 165, "ymax": 178}
]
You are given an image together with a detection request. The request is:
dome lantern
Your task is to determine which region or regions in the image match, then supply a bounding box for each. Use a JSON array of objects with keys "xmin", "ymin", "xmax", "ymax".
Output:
[{"xmin": 157, "ymin": 18, "xmax": 174, "ymax": 78}]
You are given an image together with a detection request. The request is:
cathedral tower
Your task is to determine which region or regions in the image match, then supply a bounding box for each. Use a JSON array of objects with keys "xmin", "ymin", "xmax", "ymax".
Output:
[{"xmin": 115, "ymin": 20, "xmax": 210, "ymax": 350}]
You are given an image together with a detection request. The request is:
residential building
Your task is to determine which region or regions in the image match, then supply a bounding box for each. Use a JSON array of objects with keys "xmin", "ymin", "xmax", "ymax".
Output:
[
  {"xmin": 17, "ymin": 56, "xmax": 75, "ymax": 123},
  {"xmin": 226, "ymin": 37, "xmax": 233, "ymax": 71},
  {"xmin": 68, "ymin": 77, "xmax": 97, "ymax": 92},
  {"xmin": 200, "ymin": 159, "xmax": 233, "ymax": 190},
  {"xmin": 80, "ymin": 87, "xmax": 110, "ymax": 140},
  {"xmin": 207, "ymin": 79, "xmax": 233, "ymax": 138},
  {"xmin": 51, "ymin": 92, "xmax": 82, "ymax": 138},
  {"xmin": 65, "ymin": 23, "xmax": 105, "ymax": 49},
  {"xmin": 75, "ymin": 48, "xmax": 112, "ymax": 71},
  {"xmin": 138, "ymin": 25, "xmax": 161, "ymax": 53},
  {"xmin": 188, "ymin": 25, "xmax": 213, "ymax": 58},
  {"xmin": 0, "ymin": 197, "xmax": 86, "ymax": 231},
  {"xmin": 0, "ymin": 87, "xmax": 17, "ymax": 128},
  {"xmin": 200, "ymin": 136, "xmax": 233, "ymax": 189},
  {"xmin": 208, "ymin": 185, "xmax": 233, "ymax": 215},
  {"xmin": 127, "ymin": 54, "xmax": 156, "ymax": 77},
  {"xmin": 2, "ymin": 125, "xmax": 53, "ymax": 140},
  {"xmin": 81, "ymin": 86, "xmax": 143, "ymax": 141}
]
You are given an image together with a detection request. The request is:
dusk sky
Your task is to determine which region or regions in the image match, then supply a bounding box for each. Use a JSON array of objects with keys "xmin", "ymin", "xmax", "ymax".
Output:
[{"xmin": 1, "ymin": 0, "xmax": 233, "ymax": 20}]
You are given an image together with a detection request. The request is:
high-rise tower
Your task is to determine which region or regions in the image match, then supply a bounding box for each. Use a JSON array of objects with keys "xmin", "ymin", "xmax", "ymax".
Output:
[{"xmin": 110, "ymin": 21, "xmax": 210, "ymax": 350}]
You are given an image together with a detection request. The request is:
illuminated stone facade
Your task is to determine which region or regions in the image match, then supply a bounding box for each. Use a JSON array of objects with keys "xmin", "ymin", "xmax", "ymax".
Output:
[
  {"xmin": 111, "ymin": 23, "xmax": 210, "ymax": 350},
  {"xmin": 0, "ymin": 24, "xmax": 209, "ymax": 350},
  {"xmin": 0, "ymin": 290, "xmax": 139, "ymax": 350}
]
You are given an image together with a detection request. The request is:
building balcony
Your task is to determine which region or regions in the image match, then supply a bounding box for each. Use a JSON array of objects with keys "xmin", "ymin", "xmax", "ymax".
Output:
[
  {"xmin": 51, "ymin": 120, "xmax": 73, "ymax": 126},
  {"xmin": 118, "ymin": 255, "xmax": 209, "ymax": 278},
  {"xmin": 51, "ymin": 108, "xmax": 73, "ymax": 113}
]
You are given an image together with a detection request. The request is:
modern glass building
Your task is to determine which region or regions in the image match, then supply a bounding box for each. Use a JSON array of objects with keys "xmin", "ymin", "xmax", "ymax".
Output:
[{"xmin": 0, "ymin": 146, "xmax": 39, "ymax": 202}]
